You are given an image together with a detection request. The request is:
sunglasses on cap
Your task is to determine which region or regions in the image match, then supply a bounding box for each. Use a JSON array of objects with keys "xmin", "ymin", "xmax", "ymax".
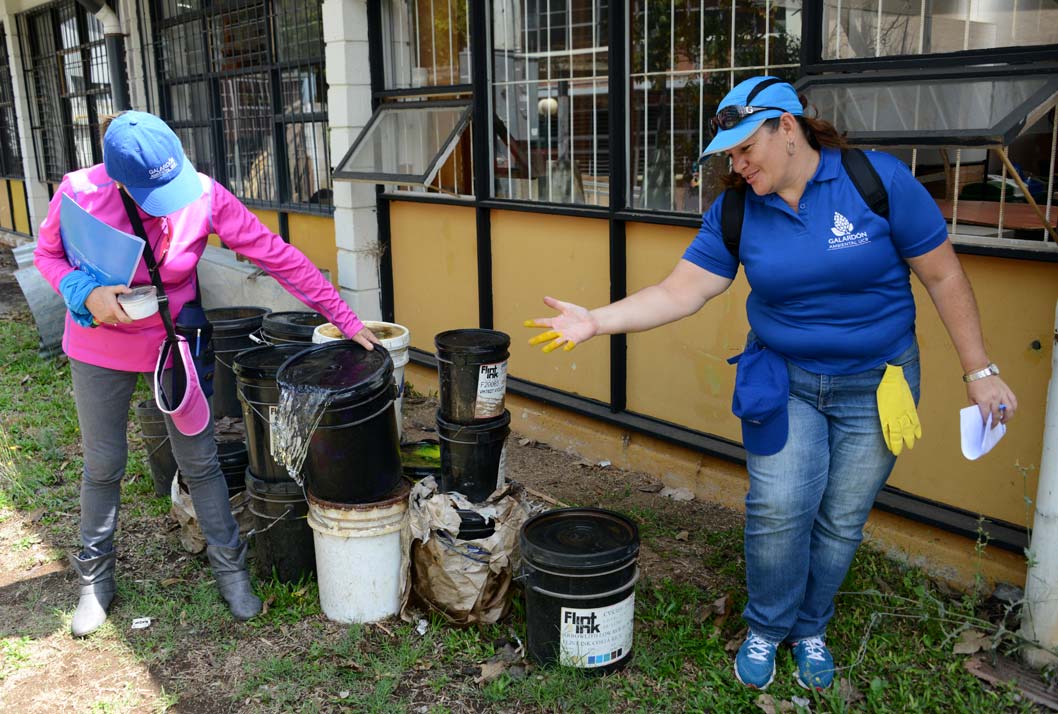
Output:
[{"xmin": 709, "ymin": 105, "xmax": 788, "ymax": 136}]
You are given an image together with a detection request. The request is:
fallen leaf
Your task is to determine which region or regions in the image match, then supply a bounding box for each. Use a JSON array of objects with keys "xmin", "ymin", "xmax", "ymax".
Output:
[
  {"xmin": 953, "ymin": 629, "xmax": 990, "ymax": 655},
  {"xmin": 27, "ymin": 508, "xmax": 45, "ymax": 523},
  {"xmin": 837, "ymin": 678, "xmax": 864, "ymax": 704},
  {"xmin": 517, "ymin": 437, "xmax": 535, "ymax": 447},
  {"xmin": 725, "ymin": 636, "xmax": 743, "ymax": 653},
  {"xmin": 675, "ymin": 530, "xmax": 690, "ymax": 541},
  {"xmin": 20, "ymin": 375, "xmax": 30, "ymax": 385},
  {"xmin": 756, "ymin": 693, "xmax": 799, "ymax": 714},
  {"xmin": 659, "ymin": 486, "xmax": 694, "ymax": 501},
  {"xmin": 475, "ymin": 660, "xmax": 507, "ymax": 685},
  {"xmin": 790, "ymin": 695, "xmax": 811, "ymax": 709},
  {"xmin": 259, "ymin": 594, "xmax": 276, "ymax": 617},
  {"xmin": 159, "ymin": 577, "xmax": 184, "ymax": 587},
  {"xmin": 637, "ymin": 483, "xmax": 663, "ymax": 493}
]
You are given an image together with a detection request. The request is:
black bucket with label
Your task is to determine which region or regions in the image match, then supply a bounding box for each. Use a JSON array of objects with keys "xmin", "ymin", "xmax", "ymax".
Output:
[
  {"xmin": 262, "ymin": 311, "xmax": 327, "ymax": 345},
  {"xmin": 435, "ymin": 329, "xmax": 510, "ymax": 424},
  {"xmin": 233, "ymin": 343, "xmax": 312, "ymax": 482},
  {"xmin": 134, "ymin": 399, "xmax": 178, "ymax": 497},
  {"xmin": 216, "ymin": 440, "xmax": 249, "ymax": 495},
  {"xmin": 437, "ymin": 409, "xmax": 510, "ymax": 503},
  {"xmin": 520, "ymin": 508, "xmax": 640, "ymax": 674},
  {"xmin": 277, "ymin": 342, "xmax": 402, "ymax": 504},
  {"xmin": 206, "ymin": 306, "xmax": 270, "ymax": 419},
  {"xmin": 245, "ymin": 468, "xmax": 315, "ymax": 583}
]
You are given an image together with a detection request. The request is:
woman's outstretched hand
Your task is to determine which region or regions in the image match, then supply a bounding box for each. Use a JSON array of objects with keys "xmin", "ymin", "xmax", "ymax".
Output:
[
  {"xmin": 351, "ymin": 326, "xmax": 380, "ymax": 351},
  {"xmin": 525, "ymin": 296, "xmax": 599, "ymax": 353}
]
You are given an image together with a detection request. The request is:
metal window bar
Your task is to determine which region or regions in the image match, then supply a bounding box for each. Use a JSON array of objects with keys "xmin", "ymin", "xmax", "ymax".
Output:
[
  {"xmin": 0, "ymin": 23, "xmax": 24, "ymax": 179},
  {"xmin": 150, "ymin": 0, "xmax": 330, "ymax": 212}
]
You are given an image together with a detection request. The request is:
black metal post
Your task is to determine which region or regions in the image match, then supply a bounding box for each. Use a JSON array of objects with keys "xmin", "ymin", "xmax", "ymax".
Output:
[
  {"xmin": 607, "ymin": 0, "xmax": 628, "ymax": 413},
  {"xmin": 470, "ymin": 0, "xmax": 493, "ymax": 329},
  {"xmin": 366, "ymin": 0, "xmax": 395, "ymax": 322}
]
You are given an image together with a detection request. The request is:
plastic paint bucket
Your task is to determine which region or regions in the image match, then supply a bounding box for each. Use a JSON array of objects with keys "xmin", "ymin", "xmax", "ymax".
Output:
[
  {"xmin": 307, "ymin": 481, "xmax": 410, "ymax": 623},
  {"xmin": 277, "ymin": 342, "xmax": 402, "ymax": 504},
  {"xmin": 134, "ymin": 398, "xmax": 177, "ymax": 497},
  {"xmin": 436, "ymin": 409, "xmax": 510, "ymax": 503},
  {"xmin": 520, "ymin": 508, "xmax": 640, "ymax": 673},
  {"xmin": 262, "ymin": 311, "xmax": 327, "ymax": 345},
  {"xmin": 314, "ymin": 320, "xmax": 412, "ymax": 441},
  {"xmin": 233, "ymin": 343, "xmax": 312, "ymax": 482},
  {"xmin": 245, "ymin": 468, "xmax": 315, "ymax": 583},
  {"xmin": 216, "ymin": 439, "xmax": 248, "ymax": 495},
  {"xmin": 434, "ymin": 329, "xmax": 510, "ymax": 424},
  {"xmin": 117, "ymin": 286, "xmax": 159, "ymax": 320},
  {"xmin": 207, "ymin": 306, "xmax": 270, "ymax": 419}
]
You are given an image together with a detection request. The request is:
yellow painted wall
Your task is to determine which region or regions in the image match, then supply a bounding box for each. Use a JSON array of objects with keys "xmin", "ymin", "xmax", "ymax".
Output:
[
  {"xmin": 289, "ymin": 213, "xmax": 337, "ymax": 285},
  {"xmin": 0, "ymin": 180, "xmax": 13, "ymax": 231},
  {"xmin": 625, "ymin": 222, "xmax": 747, "ymax": 442},
  {"xmin": 389, "ymin": 201, "xmax": 479, "ymax": 352},
  {"xmin": 10, "ymin": 180, "xmax": 29, "ymax": 234},
  {"xmin": 491, "ymin": 209, "xmax": 610, "ymax": 403}
]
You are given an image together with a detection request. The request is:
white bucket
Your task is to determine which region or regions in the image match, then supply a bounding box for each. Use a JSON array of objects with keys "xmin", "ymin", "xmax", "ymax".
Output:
[
  {"xmin": 307, "ymin": 482, "xmax": 410, "ymax": 623},
  {"xmin": 313, "ymin": 320, "xmax": 411, "ymax": 441}
]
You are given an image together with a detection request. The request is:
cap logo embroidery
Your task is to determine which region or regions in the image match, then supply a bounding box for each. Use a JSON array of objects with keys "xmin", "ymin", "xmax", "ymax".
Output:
[
  {"xmin": 827, "ymin": 211, "xmax": 870, "ymax": 250},
  {"xmin": 148, "ymin": 156, "xmax": 178, "ymax": 181}
]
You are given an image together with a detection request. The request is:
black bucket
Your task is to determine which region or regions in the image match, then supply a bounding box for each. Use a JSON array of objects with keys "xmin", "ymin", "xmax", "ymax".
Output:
[
  {"xmin": 262, "ymin": 311, "xmax": 327, "ymax": 345},
  {"xmin": 206, "ymin": 306, "xmax": 270, "ymax": 419},
  {"xmin": 216, "ymin": 440, "xmax": 248, "ymax": 495},
  {"xmin": 455, "ymin": 509, "xmax": 495, "ymax": 540},
  {"xmin": 277, "ymin": 342, "xmax": 402, "ymax": 504},
  {"xmin": 245, "ymin": 468, "xmax": 315, "ymax": 583},
  {"xmin": 233, "ymin": 343, "xmax": 313, "ymax": 482},
  {"xmin": 134, "ymin": 399, "xmax": 177, "ymax": 497},
  {"xmin": 520, "ymin": 508, "xmax": 640, "ymax": 673},
  {"xmin": 437, "ymin": 410, "xmax": 510, "ymax": 503},
  {"xmin": 435, "ymin": 329, "xmax": 510, "ymax": 424}
]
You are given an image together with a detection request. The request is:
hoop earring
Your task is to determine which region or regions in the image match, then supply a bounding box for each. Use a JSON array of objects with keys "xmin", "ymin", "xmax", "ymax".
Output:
[{"xmin": 786, "ymin": 140, "xmax": 796, "ymax": 156}]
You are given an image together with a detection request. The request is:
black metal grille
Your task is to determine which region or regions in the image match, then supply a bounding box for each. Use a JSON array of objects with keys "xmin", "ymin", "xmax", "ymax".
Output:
[
  {"xmin": 17, "ymin": 0, "xmax": 114, "ymax": 183},
  {"xmin": 0, "ymin": 24, "xmax": 23, "ymax": 179},
  {"xmin": 151, "ymin": 0, "xmax": 332, "ymax": 212}
]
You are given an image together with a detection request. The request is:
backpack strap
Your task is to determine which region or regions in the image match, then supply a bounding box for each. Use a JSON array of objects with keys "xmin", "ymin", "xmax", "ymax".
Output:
[
  {"xmin": 721, "ymin": 186, "xmax": 746, "ymax": 260},
  {"xmin": 841, "ymin": 147, "xmax": 889, "ymax": 219}
]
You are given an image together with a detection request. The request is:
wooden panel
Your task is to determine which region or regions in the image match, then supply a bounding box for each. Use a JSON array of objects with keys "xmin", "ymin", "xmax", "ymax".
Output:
[
  {"xmin": 491, "ymin": 210, "xmax": 610, "ymax": 403},
  {"xmin": 0, "ymin": 180, "xmax": 14, "ymax": 231},
  {"xmin": 389, "ymin": 201, "xmax": 479, "ymax": 352},
  {"xmin": 288, "ymin": 213, "xmax": 337, "ymax": 286},
  {"xmin": 10, "ymin": 179, "xmax": 28, "ymax": 234},
  {"xmin": 625, "ymin": 222, "xmax": 747, "ymax": 442}
]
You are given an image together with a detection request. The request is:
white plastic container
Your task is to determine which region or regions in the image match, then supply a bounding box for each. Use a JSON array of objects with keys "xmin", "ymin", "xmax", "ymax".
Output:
[
  {"xmin": 117, "ymin": 285, "xmax": 159, "ymax": 320},
  {"xmin": 313, "ymin": 320, "xmax": 411, "ymax": 440},
  {"xmin": 307, "ymin": 483, "xmax": 410, "ymax": 623}
]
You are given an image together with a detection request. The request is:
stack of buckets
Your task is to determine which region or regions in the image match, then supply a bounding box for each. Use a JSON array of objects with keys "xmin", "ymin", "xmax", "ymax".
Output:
[
  {"xmin": 434, "ymin": 330, "xmax": 512, "ymax": 507},
  {"xmin": 274, "ymin": 339, "xmax": 409, "ymax": 623}
]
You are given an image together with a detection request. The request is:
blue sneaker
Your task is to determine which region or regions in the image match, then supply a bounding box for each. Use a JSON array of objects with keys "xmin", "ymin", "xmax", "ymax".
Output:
[
  {"xmin": 734, "ymin": 632, "xmax": 777, "ymax": 689},
  {"xmin": 791, "ymin": 636, "xmax": 835, "ymax": 690}
]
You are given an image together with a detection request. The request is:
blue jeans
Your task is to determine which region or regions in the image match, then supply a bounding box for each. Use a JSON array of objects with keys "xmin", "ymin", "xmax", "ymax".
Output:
[{"xmin": 742, "ymin": 341, "xmax": 920, "ymax": 642}]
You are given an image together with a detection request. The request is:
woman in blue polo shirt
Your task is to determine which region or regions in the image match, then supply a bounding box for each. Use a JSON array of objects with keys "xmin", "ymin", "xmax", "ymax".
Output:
[{"xmin": 526, "ymin": 76, "xmax": 1017, "ymax": 692}]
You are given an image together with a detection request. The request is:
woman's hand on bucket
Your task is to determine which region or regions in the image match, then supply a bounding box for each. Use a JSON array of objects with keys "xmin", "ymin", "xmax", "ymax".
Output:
[
  {"xmin": 525, "ymin": 296, "xmax": 598, "ymax": 354},
  {"xmin": 351, "ymin": 326, "xmax": 381, "ymax": 351},
  {"xmin": 85, "ymin": 285, "xmax": 134, "ymax": 326}
]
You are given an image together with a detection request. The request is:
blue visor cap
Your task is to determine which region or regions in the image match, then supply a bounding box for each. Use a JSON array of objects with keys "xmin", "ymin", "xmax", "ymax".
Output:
[
  {"xmin": 702, "ymin": 76, "xmax": 803, "ymax": 157},
  {"xmin": 727, "ymin": 340, "xmax": 789, "ymax": 456},
  {"xmin": 103, "ymin": 112, "xmax": 203, "ymax": 217}
]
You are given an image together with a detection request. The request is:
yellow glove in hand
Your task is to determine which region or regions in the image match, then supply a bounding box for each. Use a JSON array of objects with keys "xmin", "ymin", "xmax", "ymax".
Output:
[
  {"xmin": 524, "ymin": 320, "xmax": 576, "ymax": 353},
  {"xmin": 876, "ymin": 364, "xmax": 922, "ymax": 456}
]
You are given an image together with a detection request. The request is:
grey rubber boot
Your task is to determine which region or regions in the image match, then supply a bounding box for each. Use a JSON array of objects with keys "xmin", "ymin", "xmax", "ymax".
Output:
[
  {"xmin": 205, "ymin": 542, "xmax": 262, "ymax": 621},
  {"xmin": 69, "ymin": 551, "xmax": 116, "ymax": 637}
]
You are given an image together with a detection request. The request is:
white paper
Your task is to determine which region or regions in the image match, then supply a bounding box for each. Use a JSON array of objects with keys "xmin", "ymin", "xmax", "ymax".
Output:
[{"xmin": 960, "ymin": 405, "xmax": 1006, "ymax": 460}]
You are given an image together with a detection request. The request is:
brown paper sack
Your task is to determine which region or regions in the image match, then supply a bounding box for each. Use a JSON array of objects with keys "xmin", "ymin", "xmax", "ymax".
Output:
[
  {"xmin": 170, "ymin": 473, "xmax": 253, "ymax": 554},
  {"xmin": 403, "ymin": 477, "xmax": 543, "ymax": 625}
]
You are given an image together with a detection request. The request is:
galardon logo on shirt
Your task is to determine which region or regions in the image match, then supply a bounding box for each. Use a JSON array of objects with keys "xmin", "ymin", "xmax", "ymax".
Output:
[{"xmin": 827, "ymin": 211, "xmax": 870, "ymax": 250}]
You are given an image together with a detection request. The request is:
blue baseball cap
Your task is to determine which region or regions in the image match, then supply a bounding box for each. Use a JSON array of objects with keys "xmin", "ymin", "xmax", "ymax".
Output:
[
  {"xmin": 103, "ymin": 112, "xmax": 203, "ymax": 216},
  {"xmin": 701, "ymin": 76, "xmax": 803, "ymax": 157},
  {"xmin": 728, "ymin": 340, "xmax": 789, "ymax": 456}
]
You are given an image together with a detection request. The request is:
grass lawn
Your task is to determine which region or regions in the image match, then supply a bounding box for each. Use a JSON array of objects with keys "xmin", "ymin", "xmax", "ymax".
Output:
[{"xmin": 0, "ymin": 310, "xmax": 1051, "ymax": 713}]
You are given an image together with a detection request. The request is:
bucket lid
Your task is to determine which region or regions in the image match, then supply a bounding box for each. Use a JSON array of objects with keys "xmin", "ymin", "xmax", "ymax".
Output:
[
  {"xmin": 205, "ymin": 306, "xmax": 270, "ymax": 327},
  {"xmin": 263, "ymin": 311, "xmax": 328, "ymax": 335},
  {"xmin": 520, "ymin": 507, "xmax": 639, "ymax": 571},
  {"xmin": 435, "ymin": 329, "xmax": 510, "ymax": 355},
  {"xmin": 276, "ymin": 341, "xmax": 394, "ymax": 404},
  {"xmin": 233, "ymin": 344, "xmax": 313, "ymax": 380}
]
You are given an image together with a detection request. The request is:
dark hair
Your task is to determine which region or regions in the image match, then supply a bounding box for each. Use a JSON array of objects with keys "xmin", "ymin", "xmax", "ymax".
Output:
[
  {"xmin": 99, "ymin": 111, "xmax": 128, "ymax": 140},
  {"xmin": 720, "ymin": 94, "xmax": 847, "ymax": 189}
]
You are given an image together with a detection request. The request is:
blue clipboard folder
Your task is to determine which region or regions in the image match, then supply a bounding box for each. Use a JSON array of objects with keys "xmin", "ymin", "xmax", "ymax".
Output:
[{"xmin": 59, "ymin": 194, "xmax": 145, "ymax": 286}]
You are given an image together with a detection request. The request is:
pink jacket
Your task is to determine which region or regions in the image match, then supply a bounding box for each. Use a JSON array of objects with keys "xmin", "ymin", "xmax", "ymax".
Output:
[{"xmin": 35, "ymin": 163, "xmax": 364, "ymax": 372}]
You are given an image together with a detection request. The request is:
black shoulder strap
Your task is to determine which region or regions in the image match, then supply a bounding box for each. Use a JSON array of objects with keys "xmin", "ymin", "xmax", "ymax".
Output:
[
  {"xmin": 119, "ymin": 188, "xmax": 178, "ymax": 342},
  {"xmin": 720, "ymin": 187, "xmax": 746, "ymax": 261},
  {"xmin": 841, "ymin": 147, "xmax": 889, "ymax": 219}
]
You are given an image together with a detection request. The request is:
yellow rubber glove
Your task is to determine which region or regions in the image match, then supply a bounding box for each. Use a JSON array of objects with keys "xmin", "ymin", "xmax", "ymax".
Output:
[
  {"xmin": 876, "ymin": 364, "xmax": 922, "ymax": 456},
  {"xmin": 524, "ymin": 320, "xmax": 576, "ymax": 353}
]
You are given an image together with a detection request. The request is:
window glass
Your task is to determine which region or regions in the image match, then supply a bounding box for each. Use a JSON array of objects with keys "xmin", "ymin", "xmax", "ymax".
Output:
[
  {"xmin": 0, "ymin": 24, "xmax": 23, "ymax": 179},
  {"xmin": 383, "ymin": 0, "xmax": 471, "ymax": 89}
]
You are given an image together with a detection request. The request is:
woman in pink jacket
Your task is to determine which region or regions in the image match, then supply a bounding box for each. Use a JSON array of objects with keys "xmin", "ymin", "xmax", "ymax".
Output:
[{"xmin": 34, "ymin": 111, "xmax": 377, "ymax": 635}]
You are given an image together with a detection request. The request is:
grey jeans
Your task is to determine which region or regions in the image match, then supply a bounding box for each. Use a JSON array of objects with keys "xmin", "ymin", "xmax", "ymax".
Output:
[{"xmin": 70, "ymin": 357, "xmax": 239, "ymax": 557}]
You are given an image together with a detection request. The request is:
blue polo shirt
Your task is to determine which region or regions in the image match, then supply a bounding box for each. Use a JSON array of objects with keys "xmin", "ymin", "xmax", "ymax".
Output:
[{"xmin": 684, "ymin": 148, "xmax": 947, "ymax": 375}]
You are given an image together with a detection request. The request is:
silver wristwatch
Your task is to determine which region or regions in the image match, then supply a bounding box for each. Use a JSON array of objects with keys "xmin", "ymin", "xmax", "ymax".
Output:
[{"xmin": 963, "ymin": 363, "xmax": 999, "ymax": 383}]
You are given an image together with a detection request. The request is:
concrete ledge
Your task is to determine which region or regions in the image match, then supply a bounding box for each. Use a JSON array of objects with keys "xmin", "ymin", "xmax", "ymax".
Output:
[{"xmin": 198, "ymin": 245, "xmax": 324, "ymax": 312}]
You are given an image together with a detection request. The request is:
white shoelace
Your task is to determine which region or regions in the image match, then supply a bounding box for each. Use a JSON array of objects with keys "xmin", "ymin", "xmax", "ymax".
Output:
[
  {"xmin": 746, "ymin": 634, "xmax": 775, "ymax": 662},
  {"xmin": 797, "ymin": 636, "xmax": 828, "ymax": 662}
]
